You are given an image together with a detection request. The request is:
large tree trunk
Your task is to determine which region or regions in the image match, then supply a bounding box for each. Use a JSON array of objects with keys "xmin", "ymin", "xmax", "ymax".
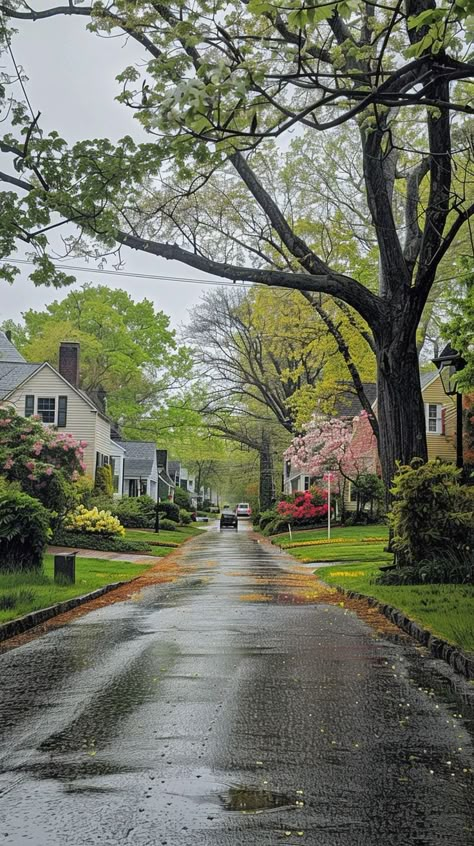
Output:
[
  {"xmin": 259, "ymin": 429, "xmax": 275, "ymax": 511},
  {"xmin": 376, "ymin": 324, "xmax": 427, "ymax": 493}
]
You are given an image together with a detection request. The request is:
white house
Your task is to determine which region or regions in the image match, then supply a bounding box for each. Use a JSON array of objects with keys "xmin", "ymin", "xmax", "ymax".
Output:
[
  {"xmin": 0, "ymin": 331, "xmax": 125, "ymax": 490},
  {"xmin": 115, "ymin": 439, "xmax": 159, "ymax": 500}
]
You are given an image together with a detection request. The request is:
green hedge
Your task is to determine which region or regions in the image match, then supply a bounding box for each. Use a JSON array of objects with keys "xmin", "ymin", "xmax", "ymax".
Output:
[
  {"xmin": 0, "ymin": 488, "xmax": 51, "ymax": 571},
  {"xmin": 159, "ymin": 501, "xmax": 180, "ymax": 523},
  {"xmin": 112, "ymin": 495, "xmax": 156, "ymax": 528},
  {"xmin": 158, "ymin": 518, "xmax": 180, "ymax": 532},
  {"xmin": 52, "ymin": 529, "xmax": 152, "ymax": 554}
]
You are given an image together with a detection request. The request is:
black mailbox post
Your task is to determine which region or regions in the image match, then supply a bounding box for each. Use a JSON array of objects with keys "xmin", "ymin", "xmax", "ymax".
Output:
[{"xmin": 54, "ymin": 553, "xmax": 76, "ymax": 584}]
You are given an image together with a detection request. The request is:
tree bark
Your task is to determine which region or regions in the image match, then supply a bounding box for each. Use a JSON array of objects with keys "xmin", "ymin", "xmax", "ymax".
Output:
[
  {"xmin": 375, "ymin": 323, "xmax": 428, "ymax": 493},
  {"xmin": 259, "ymin": 429, "xmax": 275, "ymax": 511}
]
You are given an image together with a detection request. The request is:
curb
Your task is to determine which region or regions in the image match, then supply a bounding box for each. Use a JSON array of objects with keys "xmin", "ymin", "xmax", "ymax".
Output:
[
  {"xmin": 328, "ymin": 583, "xmax": 474, "ymax": 680},
  {"xmin": 0, "ymin": 581, "xmax": 129, "ymax": 644}
]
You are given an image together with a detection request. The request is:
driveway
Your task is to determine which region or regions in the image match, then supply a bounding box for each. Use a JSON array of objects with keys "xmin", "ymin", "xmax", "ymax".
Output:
[{"xmin": 0, "ymin": 523, "xmax": 473, "ymax": 845}]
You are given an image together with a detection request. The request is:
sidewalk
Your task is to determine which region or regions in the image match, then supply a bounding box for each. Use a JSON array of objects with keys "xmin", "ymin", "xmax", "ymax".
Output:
[{"xmin": 47, "ymin": 545, "xmax": 164, "ymax": 564}]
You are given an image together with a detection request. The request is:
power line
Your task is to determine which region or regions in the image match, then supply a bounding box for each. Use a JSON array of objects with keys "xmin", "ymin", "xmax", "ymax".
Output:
[{"xmin": 0, "ymin": 258, "xmax": 256, "ymax": 288}]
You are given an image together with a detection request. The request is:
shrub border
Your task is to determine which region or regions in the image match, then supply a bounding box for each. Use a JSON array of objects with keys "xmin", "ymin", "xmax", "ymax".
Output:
[
  {"xmin": 325, "ymin": 581, "xmax": 474, "ymax": 680},
  {"xmin": 0, "ymin": 580, "xmax": 131, "ymax": 643}
]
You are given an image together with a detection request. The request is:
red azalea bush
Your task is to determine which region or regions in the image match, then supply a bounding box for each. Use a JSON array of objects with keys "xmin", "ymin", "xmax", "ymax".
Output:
[
  {"xmin": 277, "ymin": 486, "xmax": 328, "ymax": 526},
  {"xmin": 0, "ymin": 407, "xmax": 86, "ymax": 519}
]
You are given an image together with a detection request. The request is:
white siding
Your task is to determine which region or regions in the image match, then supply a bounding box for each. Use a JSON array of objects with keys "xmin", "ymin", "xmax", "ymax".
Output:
[
  {"xmin": 95, "ymin": 416, "xmax": 114, "ymax": 461},
  {"xmin": 2, "ymin": 365, "xmax": 99, "ymax": 477}
]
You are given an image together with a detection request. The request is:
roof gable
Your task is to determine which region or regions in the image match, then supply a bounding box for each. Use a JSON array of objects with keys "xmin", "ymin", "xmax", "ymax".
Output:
[
  {"xmin": 116, "ymin": 440, "xmax": 158, "ymax": 478},
  {"xmin": 0, "ymin": 362, "xmax": 42, "ymax": 399},
  {"xmin": 0, "ymin": 331, "xmax": 26, "ymax": 363}
]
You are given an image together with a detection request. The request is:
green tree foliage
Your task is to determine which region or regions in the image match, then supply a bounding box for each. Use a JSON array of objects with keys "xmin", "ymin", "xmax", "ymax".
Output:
[
  {"xmin": 0, "ymin": 0, "xmax": 473, "ymax": 490},
  {"xmin": 4, "ymin": 285, "xmax": 192, "ymax": 428},
  {"xmin": 442, "ymin": 261, "xmax": 474, "ymax": 392}
]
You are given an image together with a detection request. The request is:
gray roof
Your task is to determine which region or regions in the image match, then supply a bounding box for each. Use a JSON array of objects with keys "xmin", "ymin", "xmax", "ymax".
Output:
[
  {"xmin": 168, "ymin": 460, "xmax": 180, "ymax": 477},
  {"xmin": 420, "ymin": 370, "xmax": 437, "ymax": 388},
  {"xmin": 159, "ymin": 470, "xmax": 175, "ymax": 488},
  {"xmin": 117, "ymin": 440, "xmax": 157, "ymax": 479},
  {"xmin": 333, "ymin": 383, "xmax": 377, "ymax": 418},
  {"xmin": 0, "ymin": 331, "xmax": 26, "ymax": 363},
  {"xmin": 0, "ymin": 361, "xmax": 42, "ymax": 399}
]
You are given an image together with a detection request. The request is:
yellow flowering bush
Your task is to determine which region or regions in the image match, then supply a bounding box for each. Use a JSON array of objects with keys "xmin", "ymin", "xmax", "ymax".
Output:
[{"xmin": 64, "ymin": 505, "xmax": 125, "ymax": 537}]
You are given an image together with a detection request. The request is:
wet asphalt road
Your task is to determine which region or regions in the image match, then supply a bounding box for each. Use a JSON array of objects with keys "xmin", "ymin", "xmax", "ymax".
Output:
[{"xmin": 0, "ymin": 523, "xmax": 473, "ymax": 845}]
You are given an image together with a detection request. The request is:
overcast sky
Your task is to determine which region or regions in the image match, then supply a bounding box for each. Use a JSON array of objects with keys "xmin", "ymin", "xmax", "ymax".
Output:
[{"xmin": 1, "ymin": 14, "xmax": 230, "ymax": 333}]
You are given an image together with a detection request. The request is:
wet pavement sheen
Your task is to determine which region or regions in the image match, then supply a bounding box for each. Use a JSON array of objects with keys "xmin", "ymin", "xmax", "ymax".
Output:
[{"xmin": 0, "ymin": 523, "xmax": 473, "ymax": 845}]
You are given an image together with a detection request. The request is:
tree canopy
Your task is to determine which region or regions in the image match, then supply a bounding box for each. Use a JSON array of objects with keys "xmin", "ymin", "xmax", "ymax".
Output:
[
  {"xmin": 2, "ymin": 284, "xmax": 193, "ymax": 426},
  {"xmin": 0, "ymin": 0, "xmax": 473, "ymax": 486}
]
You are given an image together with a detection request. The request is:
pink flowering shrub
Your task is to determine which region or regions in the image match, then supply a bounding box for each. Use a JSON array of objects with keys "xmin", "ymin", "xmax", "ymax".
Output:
[
  {"xmin": 0, "ymin": 407, "xmax": 86, "ymax": 520},
  {"xmin": 277, "ymin": 487, "xmax": 328, "ymax": 526}
]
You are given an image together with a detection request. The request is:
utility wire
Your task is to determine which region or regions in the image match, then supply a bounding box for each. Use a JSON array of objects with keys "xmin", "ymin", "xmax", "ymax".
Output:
[
  {"xmin": 1, "ymin": 257, "xmax": 257, "ymax": 287},
  {"xmin": 1, "ymin": 258, "xmax": 463, "ymax": 292}
]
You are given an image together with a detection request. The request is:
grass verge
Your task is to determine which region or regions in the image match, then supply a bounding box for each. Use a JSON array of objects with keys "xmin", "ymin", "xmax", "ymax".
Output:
[
  {"xmin": 317, "ymin": 562, "xmax": 474, "ymax": 654},
  {"xmin": 0, "ymin": 554, "xmax": 156, "ymax": 624},
  {"xmin": 273, "ymin": 525, "xmax": 391, "ymax": 565}
]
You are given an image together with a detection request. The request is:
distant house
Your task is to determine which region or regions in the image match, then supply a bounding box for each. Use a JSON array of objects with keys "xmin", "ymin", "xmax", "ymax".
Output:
[
  {"xmin": 178, "ymin": 465, "xmax": 199, "ymax": 508},
  {"xmin": 156, "ymin": 450, "xmax": 176, "ymax": 501},
  {"xmin": 283, "ymin": 372, "xmax": 458, "ymax": 511},
  {"xmin": 168, "ymin": 460, "xmax": 181, "ymax": 488},
  {"xmin": 0, "ymin": 331, "xmax": 125, "ymax": 489},
  {"xmin": 115, "ymin": 440, "xmax": 159, "ymax": 500}
]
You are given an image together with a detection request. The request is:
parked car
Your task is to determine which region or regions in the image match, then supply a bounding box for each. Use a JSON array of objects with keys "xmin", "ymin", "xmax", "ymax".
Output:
[
  {"xmin": 220, "ymin": 506, "xmax": 238, "ymax": 530},
  {"xmin": 235, "ymin": 502, "xmax": 252, "ymax": 517}
]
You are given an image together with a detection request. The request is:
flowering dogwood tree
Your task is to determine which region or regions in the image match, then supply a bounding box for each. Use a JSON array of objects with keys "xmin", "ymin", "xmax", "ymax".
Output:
[
  {"xmin": 285, "ymin": 413, "xmax": 378, "ymax": 489},
  {"xmin": 0, "ymin": 407, "xmax": 86, "ymax": 518}
]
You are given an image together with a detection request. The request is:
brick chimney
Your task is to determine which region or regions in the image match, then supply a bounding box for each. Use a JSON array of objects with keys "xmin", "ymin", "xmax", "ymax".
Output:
[{"xmin": 59, "ymin": 342, "xmax": 80, "ymax": 387}]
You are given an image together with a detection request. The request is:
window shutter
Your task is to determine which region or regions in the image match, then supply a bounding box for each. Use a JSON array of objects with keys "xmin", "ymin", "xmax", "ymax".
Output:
[
  {"xmin": 441, "ymin": 407, "xmax": 446, "ymax": 435},
  {"xmin": 57, "ymin": 396, "xmax": 68, "ymax": 427},
  {"xmin": 25, "ymin": 395, "xmax": 34, "ymax": 417}
]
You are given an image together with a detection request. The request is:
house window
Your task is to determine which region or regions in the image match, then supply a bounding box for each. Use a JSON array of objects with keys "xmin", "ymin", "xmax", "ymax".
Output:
[
  {"xmin": 57, "ymin": 396, "xmax": 68, "ymax": 427},
  {"xmin": 37, "ymin": 397, "xmax": 56, "ymax": 424},
  {"xmin": 25, "ymin": 395, "xmax": 35, "ymax": 417},
  {"xmin": 304, "ymin": 476, "xmax": 310, "ymax": 491},
  {"xmin": 140, "ymin": 479, "xmax": 148, "ymax": 496},
  {"xmin": 425, "ymin": 403, "xmax": 442, "ymax": 434},
  {"xmin": 129, "ymin": 479, "xmax": 138, "ymax": 497}
]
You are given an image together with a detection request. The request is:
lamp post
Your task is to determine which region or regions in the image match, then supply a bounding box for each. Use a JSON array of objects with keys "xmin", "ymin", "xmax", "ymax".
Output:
[{"xmin": 432, "ymin": 344, "xmax": 466, "ymax": 471}]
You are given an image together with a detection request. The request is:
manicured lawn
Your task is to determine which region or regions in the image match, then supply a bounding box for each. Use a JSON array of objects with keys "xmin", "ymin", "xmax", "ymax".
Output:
[
  {"xmin": 0, "ymin": 554, "xmax": 155, "ymax": 624},
  {"xmin": 273, "ymin": 524, "xmax": 389, "ymax": 546},
  {"xmin": 317, "ymin": 561, "xmax": 474, "ymax": 654},
  {"xmin": 273, "ymin": 525, "xmax": 391, "ymax": 564}
]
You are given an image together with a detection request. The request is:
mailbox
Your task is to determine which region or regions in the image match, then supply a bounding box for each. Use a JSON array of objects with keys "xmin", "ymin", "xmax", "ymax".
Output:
[{"xmin": 54, "ymin": 553, "xmax": 76, "ymax": 584}]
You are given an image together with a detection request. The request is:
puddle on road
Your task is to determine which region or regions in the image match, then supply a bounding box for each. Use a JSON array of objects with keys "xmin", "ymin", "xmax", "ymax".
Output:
[{"xmin": 220, "ymin": 784, "xmax": 303, "ymax": 814}]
